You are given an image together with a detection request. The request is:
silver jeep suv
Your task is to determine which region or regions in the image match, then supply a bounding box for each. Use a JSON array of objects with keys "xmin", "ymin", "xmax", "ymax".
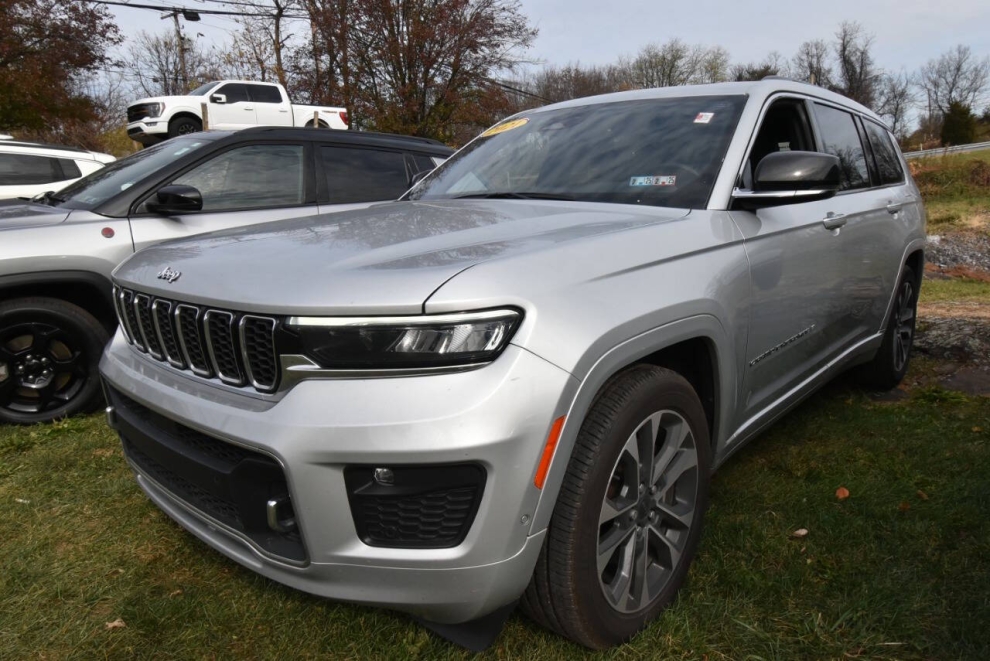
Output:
[{"xmin": 100, "ymin": 80, "xmax": 925, "ymax": 650}]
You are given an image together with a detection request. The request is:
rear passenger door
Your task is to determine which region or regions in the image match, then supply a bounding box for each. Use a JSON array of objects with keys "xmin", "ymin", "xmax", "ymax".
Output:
[
  {"xmin": 247, "ymin": 84, "xmax": 292, "ymax": 127},
  {"xmin": 316, "ymin": 145, "xmax": 412, "ymax": 213},
  {"xmin": 809, "ymin": 102, "xmax": 905, "ymax": 340}
]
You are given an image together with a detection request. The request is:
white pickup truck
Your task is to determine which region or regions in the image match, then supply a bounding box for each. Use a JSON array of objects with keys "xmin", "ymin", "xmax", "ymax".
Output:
[{"xmin": 126, "ymin": 80, "xmax": 348, "ymax": 145}]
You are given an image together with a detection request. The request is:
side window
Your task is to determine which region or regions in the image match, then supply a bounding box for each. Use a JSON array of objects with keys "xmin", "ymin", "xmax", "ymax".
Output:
[
  {"xmin": 171, "ymin": 144, "xmax": 305, "ymax": 211},
  {"xmin": 812, "ymin": 103, "xmax": 870, "ymax": 190},
  {"xmin": 412, "ymin": 153, "xmax": 437, "ymax": 175},
  {"xmin": 863, "ymin": 121, "xmax": 904, "ymax": 186},
  {"xmin": 321, "ymin": 146, "xmax": 410, "ymax": 203},
  {"xmin": 744, "ymin": 99, "xmax": 815, "ymax": 188},
  {"xmin": 247, "ymin": 85, "xmax": 283, "ymax": 104},
  {"xmin": 0, "ymin": 153, "xmax": 64, "ymax": 185},
  {"xmin": 216, "ymin": 83, "xmax": 250, "ymax": 104},
  {"xmin": 59, "ymin": 159, "xmax": 82, "ymax": 179}
]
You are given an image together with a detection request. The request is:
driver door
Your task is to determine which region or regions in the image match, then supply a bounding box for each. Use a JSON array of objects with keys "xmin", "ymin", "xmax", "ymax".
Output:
[
  {"xmin": 129, "ymin": 141, "xmax": 320, "ymax": 250},
  {"xmin": 209, "ymin": 83, "xmax": 256, "ymax": 130}
]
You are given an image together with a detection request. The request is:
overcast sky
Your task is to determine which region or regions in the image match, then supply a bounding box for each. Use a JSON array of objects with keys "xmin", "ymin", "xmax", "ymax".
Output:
[{"xmin": 107, "ymin": 0, "xmax": 990, "ymax": 93}]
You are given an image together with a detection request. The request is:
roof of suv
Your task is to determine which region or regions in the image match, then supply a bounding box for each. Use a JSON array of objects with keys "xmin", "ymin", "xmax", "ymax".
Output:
[
  {"xmin": 526, "ymin": 78, "xmax": 884, "ymax": 126},
  {"xmin": 0, "ymin": 139, "xmax": 115, "ymax": 162},
  {"xmin": 235, "ymin": 127, "xmax": 453, "ymax": 154}
]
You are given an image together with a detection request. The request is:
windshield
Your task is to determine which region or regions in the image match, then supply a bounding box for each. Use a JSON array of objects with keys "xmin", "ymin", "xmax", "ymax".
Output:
[
  {"xmin": 55, "ymin": 137, "xmax": 211, "ymax": 210},
  {"xmin": 408, "ymin": 95, "xmax": 747, "ymax": 209},
  {"xmin": 189, "ymin": 81, "xmax": 221, "ymax": 96}
]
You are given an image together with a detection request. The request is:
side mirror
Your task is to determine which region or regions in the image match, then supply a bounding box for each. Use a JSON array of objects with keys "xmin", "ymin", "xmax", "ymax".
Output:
[
  {"xmin": 210, "ymin": 93, "xmax": 227, "ymax": 104},
  {"xmin": 146, "ymin": 185, "xmax": 203, "ymax": 215},
  {"xmin": 732, "ymin": 151, "xmax": 841, "ymax": 208}
]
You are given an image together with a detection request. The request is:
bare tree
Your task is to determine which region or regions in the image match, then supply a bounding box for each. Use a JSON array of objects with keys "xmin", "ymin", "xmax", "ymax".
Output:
[
  {"xmin": 127, "ymin": 31, "xmax": 224, "ymax": 96},
  {"xmin": 692, "ymin": 46, "xmax": 730, "ymax": 84},
  {"xmin": 792, "ymin": 39, "xmax": 832, "ymax": 86},
  {"xmin": 631, "ymin": 40, "xmax": 694, "ymax": 88},
  {"xmin": 832, "ymin": 21, "xmax": 881, "ymax": 108},
  {"xmin": 875, "ymin": 71, "xmax": 914, "ymax": 139},
  {"xmin": 517, "ymin": 62, "xmax": 632, "ymax": 105},
  {"xmin": 731, "ymin": 52, "xmax": 786, "ymax": 81},
  {"xmin": 222, "ymin": 18, "xmax": 279, "ymax": 82},
  {"xmin": 917, "ymin": 45, "xmax": 990, "ymax": 115}
]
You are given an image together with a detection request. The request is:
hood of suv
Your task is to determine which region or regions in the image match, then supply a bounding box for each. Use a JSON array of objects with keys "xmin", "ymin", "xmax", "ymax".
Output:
[
  {"xmin": 0, "ymin": 201, "xmax": 71, "ymax": 230},
  {"xmin": 113, "ymin": 199, "xmax": 688, "ymax": 315}
]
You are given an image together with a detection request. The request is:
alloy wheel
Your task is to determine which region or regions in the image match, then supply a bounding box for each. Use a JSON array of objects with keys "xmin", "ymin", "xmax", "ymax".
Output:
[
  {"xmin": 597, "ymin": 410, "xmax": 699, "ymax": 613},
  {"xmin": 892, "ymin": 280, "xmax": 915, "ymax": 372},
  {"xmin": 0, "ymin": 321, "xmax": 87, "ymax": 415}
]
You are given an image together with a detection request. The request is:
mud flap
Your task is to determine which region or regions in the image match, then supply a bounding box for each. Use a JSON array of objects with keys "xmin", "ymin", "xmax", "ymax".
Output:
[{"xmin": 416, "ymin": 601, "xmax": 517, "ymax": 652}]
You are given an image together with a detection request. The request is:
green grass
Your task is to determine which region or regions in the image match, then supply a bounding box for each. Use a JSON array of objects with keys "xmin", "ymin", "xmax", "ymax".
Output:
[
  {"xmin": 920, "ymin": 277, "xmax": 990, "ymax": 304},
  {"xmin": 2, "ymin": 366, "xmax": 989, "ymax": 659},
  {"xmin": 913, "ymin": 152, "xmax": 990, "ymax": 229}
]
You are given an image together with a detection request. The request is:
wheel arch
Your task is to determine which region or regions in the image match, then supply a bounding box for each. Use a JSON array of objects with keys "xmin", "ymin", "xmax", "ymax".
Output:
[
  {"xmin": 528, "ymin": 314, "xmax": 734, "ymax": 534},
  {"xmin": 169, "ymin": 112, "xmax": 203, "ymax": 129},
  {"xmin": 0, "ymin": 271, "xmax": 117, "ymax": 333}
]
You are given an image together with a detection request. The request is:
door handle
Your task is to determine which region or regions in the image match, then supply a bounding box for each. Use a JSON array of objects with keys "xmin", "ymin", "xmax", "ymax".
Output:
[
  {"xmin": 822, "ymin": 213, "xmax": 847, "ymax": 230},
  {"xmin": 244, "ymin": 106, "xmax": 254, "ymax": 111},
  {"xmin": 886, "ymin": 201, "xmax": 904, "ymax": 214}
]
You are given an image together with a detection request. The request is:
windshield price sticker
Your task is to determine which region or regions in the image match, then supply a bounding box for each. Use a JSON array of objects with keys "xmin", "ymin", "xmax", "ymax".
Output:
[
  {"xmin": 629, "ymin": 175, "xmax": 677, "ymax": 187},
  {"xmin": 481, "ymin": 118, "xmax": 529, "ymax": 137},
  {"xmin": 694, "ymin": 112, "xmax": 715, "ymax": 124}
]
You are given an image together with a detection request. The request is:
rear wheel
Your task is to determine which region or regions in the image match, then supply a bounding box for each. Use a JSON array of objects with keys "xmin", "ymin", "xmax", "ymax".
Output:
[
  {"xmin": 168, "ymin": 116, "xmax": 202, "ymax": 138},
  {"xmin": 0, "ymin": 298, "xmax": 109, "ymax": 424},
  {"xmin": 857, "ymin": 265, "xmax": 918, "ymax": 390},
  {"xmin": 521, "ymin": 365, "xmax": 711, "ymax": 649}
]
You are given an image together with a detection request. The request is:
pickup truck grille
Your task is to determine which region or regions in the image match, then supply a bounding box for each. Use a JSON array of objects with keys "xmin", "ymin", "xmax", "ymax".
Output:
[{"xmin": 113, "ymin": 286, "xmax": 280, "ymax": 392}]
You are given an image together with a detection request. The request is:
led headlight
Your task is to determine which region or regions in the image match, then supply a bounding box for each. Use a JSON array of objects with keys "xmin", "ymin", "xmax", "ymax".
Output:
[
  {"xmin": 149, "ymin": 102, "xmax": 164, "ymax": 118},
  {"xmin": 284, "ymin": 309, "xmax": 521, "ymax": 370}
]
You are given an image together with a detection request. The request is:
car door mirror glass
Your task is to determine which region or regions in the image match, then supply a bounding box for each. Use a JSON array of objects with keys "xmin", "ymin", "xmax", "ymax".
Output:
[
  {"xmin": 210, "ymin": 93, "xmax": 226, "ymax": 104},
  {"xmin": 147, "ymin": 184, "xmax": 203, "ymax": 215}
]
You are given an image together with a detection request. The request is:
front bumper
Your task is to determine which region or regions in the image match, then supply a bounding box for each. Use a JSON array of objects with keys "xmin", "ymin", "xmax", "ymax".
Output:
[
  {"xmin": 126, "ymin": 120, "xmax": 167, "ymax": 143},
  {"xmin": 100, "ymin": 332, "xmax": 577, "ymax": 623}
]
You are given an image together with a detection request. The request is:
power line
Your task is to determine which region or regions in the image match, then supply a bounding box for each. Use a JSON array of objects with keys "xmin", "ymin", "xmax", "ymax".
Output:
[{"xmin": 81, "ymin": 0, "xmax": 309, "ymax": 19}]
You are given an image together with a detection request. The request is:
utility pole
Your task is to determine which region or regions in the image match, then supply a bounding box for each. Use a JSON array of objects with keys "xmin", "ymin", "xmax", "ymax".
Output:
[{"xmin": 162, "ymin": 8, "xmax": 200, "ymax": 93}]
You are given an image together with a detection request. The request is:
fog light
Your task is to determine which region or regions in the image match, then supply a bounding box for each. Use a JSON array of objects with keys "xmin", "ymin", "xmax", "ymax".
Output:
[{"xmin": 373, "ymin": 467, "xmax": 394, "ymax": 485}]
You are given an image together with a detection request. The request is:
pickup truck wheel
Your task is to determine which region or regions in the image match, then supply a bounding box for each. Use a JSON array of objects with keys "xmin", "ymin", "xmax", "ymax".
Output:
[
  {"xmin": 521, "ymin": 365, "xmax": 711, "ymax": 649},
  {"xmin": 0, "ymin": 298, "xmax": 109, "ymax": 424},
  {"xmin": 857, "ymin": 265, "xmax": 918, "ymax": 390},
  {"xmin": 305, "ymin": 119, "xmax": 329, "ymax": 128},
  {"xmin": 168, "ymin": 116, "xmax": 202, "ymax": 138}
]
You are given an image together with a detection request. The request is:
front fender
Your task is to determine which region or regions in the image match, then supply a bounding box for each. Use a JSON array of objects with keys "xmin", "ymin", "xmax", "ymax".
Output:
[{"xmin": 527, "ymin": 313, "xmax": 735, "ymax": 535}]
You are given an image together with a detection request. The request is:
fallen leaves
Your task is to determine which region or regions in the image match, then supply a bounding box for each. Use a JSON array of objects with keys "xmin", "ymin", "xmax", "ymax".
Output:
[
  {"xmin": 835, "ymin": 486, "xmax": 850, "ymax": 501},
  {"xmin": 898, "ymin": 501, "xmax": 911, "ymax": 512},
  {"xmin": 917, "ymin": 490, "xmax": 929, "ymax": 501},
  {"xmin": 104, "ymin": 618, "xmax": 126, "ymax": 630},
  {"xmin": 791, "ymin": 528, "xmax": 809, "ymax": 539}
]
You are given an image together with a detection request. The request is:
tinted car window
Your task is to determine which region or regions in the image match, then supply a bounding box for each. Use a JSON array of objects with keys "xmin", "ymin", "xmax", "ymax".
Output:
[
  {"xmin": 863, "ymin": 121, "xmax": 904, "ymax": 186},
  {"xmin": 321, "ymin": 147, "xmax": 410, "ymax": 203},
  {"xmin": 409, "ymin": 96, "xmax": 747, "ymax": 209},
  {"xmin": 248, "ymin": 85, "xmax": 283, "ymax": 104},
  {"xmin": 0, "ymin": 153, "xmax": 63, "ymax": 185},
  {"xmin": 216, "ymin": 83, "xmax": 250, "ymax": 103},
  {"xmin": 59, "ymin": 158, "xmax": 82, "ymax": 179},
  {"xmin": 812, "ymin": 103, "xmax": 870, "ymax": 190},
  {"xmin": 412, "ymin": 154, "xmax": 437, "ymax": 174},
  {"xmin": 172, "ymin": 144, "xmax": 305, "ymax": 211}
]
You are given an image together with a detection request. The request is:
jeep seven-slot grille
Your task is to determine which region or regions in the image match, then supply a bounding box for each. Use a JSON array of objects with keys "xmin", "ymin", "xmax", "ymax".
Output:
[{"xmin": 113, "ymin": 286, "xmax": 279, "ymax": 392}]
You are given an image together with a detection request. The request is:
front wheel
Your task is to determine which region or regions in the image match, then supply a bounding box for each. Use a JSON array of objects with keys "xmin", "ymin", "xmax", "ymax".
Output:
[
  {"xmin": 168, "ymin": 116, "xmax": 202, "ymax": 138},
  {"xmin": 0, "ymin": 298, "xmax": 109, "ymax": 424},
  {"xmin": 521, "ymin": 365, "xmax": 711, "ymax": 649}
]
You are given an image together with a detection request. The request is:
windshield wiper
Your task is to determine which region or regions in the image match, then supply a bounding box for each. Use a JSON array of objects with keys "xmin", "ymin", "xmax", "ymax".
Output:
[
  {"xmin": 31, "ymin": 191, "xmax": 65, "ymax": 206},
  {"xmin": 452, "ymin": 192, "xmax": 575, "ymax": 201}
]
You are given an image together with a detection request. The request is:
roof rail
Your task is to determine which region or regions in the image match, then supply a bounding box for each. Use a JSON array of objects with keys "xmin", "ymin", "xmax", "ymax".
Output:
[
  {"xmin": 761, "ymin": 75, "xmax": 816, "ymax": 85},
  {"xmin": 0, "ymin": 140, "xmax": 92, "ymax": 154},
  {"xmin": 242, "ymin": 126, "xmax": 448, "ymax": 147}
]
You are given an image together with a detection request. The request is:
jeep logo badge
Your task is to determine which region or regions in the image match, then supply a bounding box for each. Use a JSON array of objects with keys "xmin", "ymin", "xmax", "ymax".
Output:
[{"xmin": 157, "ymin": 267, "xmax": 181, "ymax": 283}]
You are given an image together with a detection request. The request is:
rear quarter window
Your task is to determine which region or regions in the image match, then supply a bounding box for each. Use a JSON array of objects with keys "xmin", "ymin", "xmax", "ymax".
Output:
[
  {"xmin": 0, "ymin": 153, "xmax": 64, "ymax": 185},
  {"xmin": 862, "ymin": 121, "xmax": 905, "ymax": 186},
  {"xmin": 321, "ymin": 146, "xmax": 410, "ymax": 203}
]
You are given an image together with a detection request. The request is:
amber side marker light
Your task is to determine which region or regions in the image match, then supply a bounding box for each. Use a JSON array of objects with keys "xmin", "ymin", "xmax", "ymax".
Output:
[{"xmin": 534, "ymin": 416, "xmax": 566, "ymax": 489}]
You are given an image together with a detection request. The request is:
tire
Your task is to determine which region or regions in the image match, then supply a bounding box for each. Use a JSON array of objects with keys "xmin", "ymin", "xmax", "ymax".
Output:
[
  {"xmin": 0, "ymin": 297, "xmax": 109, "ymax": 424},
  {"xmin": 305, "ymin": 120, "xmax": 329, "ymax": 128},
  {"xmin": 857, "ymin": 265, "xmax": 918, "ymax": 390},
  {"xmin": 168, "ymin": 116, "xmax": 202, "ymax": 138},
  {"xmin": 521, "ymin": 365, "xmax": 712, "ymax": 649}
]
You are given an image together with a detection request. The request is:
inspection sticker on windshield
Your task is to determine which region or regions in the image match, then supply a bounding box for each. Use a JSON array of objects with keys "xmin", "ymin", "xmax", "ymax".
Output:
[
  {"xmin": 481, "ymin": 118, "xmax": 529, "ymax": 137},
  {"xmin": 629, "ymin": 175, "xmax": 676, "ymax": 187},
  {"xmin": 694, "ymin": 112, "xmax": 715, "ymax": 124}
]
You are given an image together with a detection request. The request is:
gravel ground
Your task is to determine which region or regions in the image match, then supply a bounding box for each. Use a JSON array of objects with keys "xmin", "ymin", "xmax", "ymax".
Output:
[{"xmin": 926, "ymin": 231, "xmax": 990, "ymax": 277}]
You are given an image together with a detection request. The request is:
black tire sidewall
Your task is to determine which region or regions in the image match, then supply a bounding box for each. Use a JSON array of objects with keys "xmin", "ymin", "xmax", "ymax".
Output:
[
  {"xmin": 860, "ymin": 265, "xmax": 918, "ymax": 390},
  {"xmin": 567, "ymin": 368, "xmax": 712, "ymax": 646},
  {"xmin": 0, "ymin": 298, "xmax": 109, "ymax": 424},
  {"xmin": 168, "ymin": 117, "xmax": 201, "ymax": 138}
]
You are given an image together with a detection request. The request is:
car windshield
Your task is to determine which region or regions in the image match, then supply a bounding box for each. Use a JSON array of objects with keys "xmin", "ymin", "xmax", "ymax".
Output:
[
  {"xmin": 189, "ymin": 81, "xmax": 220, "ymax": 96},
  {"xmin": 54, "ymin": 137, "xmax": 211, "ymax": 210},
  {"xmin": 407, "ymin": 95, "xmax": 747, "ymax": 210}
]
